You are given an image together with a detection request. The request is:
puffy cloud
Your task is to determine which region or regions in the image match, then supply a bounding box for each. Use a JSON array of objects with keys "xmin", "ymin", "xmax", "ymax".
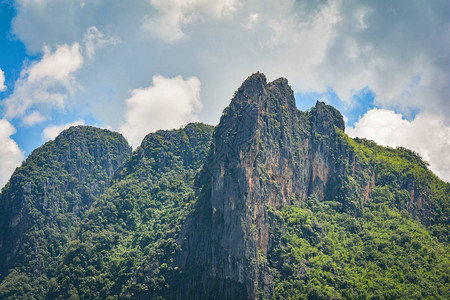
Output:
[
  {"xmin": 346, "ymin": 109, "xmax": 450, "ymax": 183},
  {"xmin": 0, "ymin": 68, "xmax": 6, "ymax": 92},
  {"xmin": 119, "ymin": 75, "xmax": 202, "ymax": 148},
  {"xmin": 10, "ymin": 0, "xmax": 450, "ymax": 122},
  {"xmin": 3, "ymin": 43, "xmax": 83, "ymax": 120},
  {"xmin": 42, "ymin": 119, "xmax": 85, "ymax": 141},
  {"xmin": 27, "ymin": 44, "xmax": 83, "ymax": 82},
  {"xmin": 22, "ymin": 111, "xmax": 48, "ymax": 126},
  {"xmin": 6, "ymin": 0, "xmax": 450, "ymax": 168},
  {"xmin": 2, "ymin": 26, "xmax": 118, "ymax": 125},
  {"xmin": 314, "ymin": 1, "xmax": 450, "ymax": 116},
  {"xmin": 0, "ymin": 119, "xmax": 24, "ymax": 189},
  {"xmin": 143, "ymin": 0, "xmax": 240, "ymax": 41}
]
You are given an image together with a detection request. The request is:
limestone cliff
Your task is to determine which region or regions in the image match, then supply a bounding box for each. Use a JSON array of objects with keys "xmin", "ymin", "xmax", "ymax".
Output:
[
  {"xmin": 167, "ymin": 73, "xmax": 351, "ymax": 298},
  {"xmin": 127, "ymin": 73, "xmax": 448, "ymax": 300}
]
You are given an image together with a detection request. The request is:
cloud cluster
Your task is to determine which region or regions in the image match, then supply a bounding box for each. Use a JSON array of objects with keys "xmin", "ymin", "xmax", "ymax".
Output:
[
  {"xmin": 0, "ymin": 119, "xmax": 24, "ymax": 188},
  {"xmin": 3, "ymin": 43, "xmax": 83, "ymax": 124},
  {"xmin": 9, "ymin": 0, "xmax": 449, "ymax": 122},
  {"xmin": 144, "ymin": 0, "xmax": 240, "ymax": 41},
  {"xmin": 3, "ymin": 25, "xmax": 121, "ymax": 126},
  {"xmin": 347, "ymin": 109, "xmax": 450, "ymax": 183},
  {"xmin": 119, "ymin": 75, "xmax": 202, "ymax": 148}
]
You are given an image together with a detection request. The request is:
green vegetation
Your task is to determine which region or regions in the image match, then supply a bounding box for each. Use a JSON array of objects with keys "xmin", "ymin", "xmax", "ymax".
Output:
[
  {"xmin": 336, "ymin": 129, "xmax": 449, "ymax": 242},
  {"xmin": 266, "ymin": 128, "xmax": 449, "ymax": 299},
  {"xmin": 0, "ymin": 97, "xmax": 448, "ymax": 299},
  {"xmin": 0, "ymin": 126, "xmax": 131, "ymax": 298},
  {"xmin": 46, "ymin": 123, "xmax": 214, "ymax": 299},
  {"xmin": 269, "ymin": 197, "xmax": 449, "ymax": 299}
]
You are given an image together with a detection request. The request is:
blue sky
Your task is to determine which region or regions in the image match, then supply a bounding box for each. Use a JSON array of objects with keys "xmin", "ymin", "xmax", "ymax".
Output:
[
  {"xmin": 0, "ymin": 0, "xmax": 449, "ymax": 186},
  {"xmin": 0, "ymin": 3, "xmax": 25, "ymax": 90}
]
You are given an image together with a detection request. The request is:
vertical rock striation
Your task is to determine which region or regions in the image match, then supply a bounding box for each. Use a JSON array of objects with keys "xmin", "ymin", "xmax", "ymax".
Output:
[{"xmin": 171, "ymin": 73, "xmax": 348, "ymax": 298}]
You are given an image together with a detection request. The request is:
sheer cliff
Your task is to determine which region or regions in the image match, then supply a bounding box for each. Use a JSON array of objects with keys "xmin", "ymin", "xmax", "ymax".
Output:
[
  {"xmin": 146, "ymin": 73, "xmax": 448, "ymax": 299},
  {"xmin": 163, "ymin": 73, "xmax": 355, "ymax": 298}
]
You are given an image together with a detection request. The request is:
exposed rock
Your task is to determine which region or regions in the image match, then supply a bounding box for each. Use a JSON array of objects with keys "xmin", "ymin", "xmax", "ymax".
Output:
[{"xmin": 168, "ymin": 73, "xmax": 351, "ymax": 298}]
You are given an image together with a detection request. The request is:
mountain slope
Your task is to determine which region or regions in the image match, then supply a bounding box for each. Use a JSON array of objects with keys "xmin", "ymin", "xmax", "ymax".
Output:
[
  {"xmin": 0, "ymin": 126, "xmax": 131, "ymax": 298},
  {"xmin": 155, "ymin": 73, "xmax": 358, "ymax": 298},
  {"xmin": 48, "ymin": 123, "xmax": 214, "ymax": 299}
]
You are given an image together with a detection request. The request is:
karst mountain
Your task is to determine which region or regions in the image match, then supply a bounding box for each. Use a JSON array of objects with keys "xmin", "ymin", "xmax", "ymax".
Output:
[{"xmin": 0, "ymin": 73, "xmax": 448, "ymax": 299}]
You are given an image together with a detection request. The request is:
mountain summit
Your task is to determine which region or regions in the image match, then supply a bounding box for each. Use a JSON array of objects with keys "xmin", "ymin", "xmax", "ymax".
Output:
[
  {"xmin": 0, "ymin": 73, "xmax": 448, "ymax": 299},
  {"xmin": 170, "ymin": 73, "xmax": 348, "ymax": 298}
]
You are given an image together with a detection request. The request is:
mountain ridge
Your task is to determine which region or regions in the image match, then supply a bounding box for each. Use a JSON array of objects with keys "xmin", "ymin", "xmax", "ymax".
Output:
[{"xmin": 0, "ymin": 73, "xmax": 448, "ymax": 299}]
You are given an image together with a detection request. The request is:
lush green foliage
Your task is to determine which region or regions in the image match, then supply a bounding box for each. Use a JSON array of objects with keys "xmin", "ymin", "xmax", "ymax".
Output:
[
  {"xmin": 0, "ymin": 126, "xmax": 131, "ymax": 298},
  {"xmin": 269, "ymin": 196, "xmax": 449, "ymax": 299},
  {"xmin": 336, "ymin": 129, "xmax": 449, "ymax": 242},
  {"xmin": 46, "ymin": 123, "xmax": 214, "ymax": 299},
  {"xmin": 265, "ymin": 128, "xmax": 449, "ymax": 299}
]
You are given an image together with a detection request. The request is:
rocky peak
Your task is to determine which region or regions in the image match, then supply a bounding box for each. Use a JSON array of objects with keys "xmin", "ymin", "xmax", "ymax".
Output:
[
  {"xmin": 175, "ymin": 72, "xmax": 330, "ymax": 298},
  {"xmin": 267, "ymin": 77, "xmax": 297, "ymax": 110},
  {"xmin": 235, "ymin": 72, "xmax": 268, "ymax": 102},
  {"xmin": 311, "ymin": 101, "xmax": 345, "ymax": 134}
]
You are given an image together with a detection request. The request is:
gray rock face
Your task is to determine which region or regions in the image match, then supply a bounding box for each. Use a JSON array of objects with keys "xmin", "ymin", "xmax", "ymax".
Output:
[{"xmin": 173, "ymin": 72, "xmax": 348, "ymax": 298}]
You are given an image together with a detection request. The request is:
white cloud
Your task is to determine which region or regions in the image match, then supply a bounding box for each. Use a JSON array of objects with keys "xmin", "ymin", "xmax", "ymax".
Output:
[
  {"xmin": 0, "ymin": 119, "xmax": 24, "ymax": 189},
  {"xmin": 119, "ymin": 75, "xmax": 202, "ymax": 148},
  {"xmin": 3, "ymin": 43, "xmax": 83, "ymax": 120},
  {"xmin": 22, "ymin": 111, "xmax": 48, "ymax": 126},
  {"xmin": 262, "ymin": 0, "xmax": 342, "ymax": 92},
  {"xmin": 9, "ymin": 0, "xmax": 450, "ymax": 125},
  {"xmin": 28, "ymin": 43, "xmax": 83, "ymax": 82},
  {"xmin": 346, "ymin": 109, "xmax": 450, "ymax": 183},
  {"xmin": 314, "ymin": 1, "xmax": 450, "ymax": 116},
  {"xmin": 242, "ymin": 13, "xmax": 259, "ymax": 30},
  {"xmin": 0, "ymin": 68, "xmax": 6, "ymax": 92},
  {"xmin": 42, "ymin": 119, "xmax": 85, "ymax": 141},
  {"xmin": 143, "ymin": 0, "xmax": 240, "ymax": 41},
  {"xmin": 82, "ymin": 26, "xmax": 121, "ymax": 59},
  {"xmin": 6, "ymin": 0, "xmax": 450, "ymax": 171}
]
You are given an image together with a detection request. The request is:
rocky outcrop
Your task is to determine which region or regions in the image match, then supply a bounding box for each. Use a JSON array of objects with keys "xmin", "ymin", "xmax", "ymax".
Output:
[{"xmin": 168, "ymin": 73, "xmax": 349, "ymax": 298}]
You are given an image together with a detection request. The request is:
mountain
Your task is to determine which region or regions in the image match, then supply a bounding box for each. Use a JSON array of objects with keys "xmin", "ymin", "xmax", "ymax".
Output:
[
  {"xmin": 47, "ymin": 122, "xmax": 214, "ymax": 299},
  {"xmin": 0, "ymin": 126, "xmax": 132, "ymax": 297},
  {"xmin": 0, "ymin": 73, "xmax": 448, "ymax": 299}
]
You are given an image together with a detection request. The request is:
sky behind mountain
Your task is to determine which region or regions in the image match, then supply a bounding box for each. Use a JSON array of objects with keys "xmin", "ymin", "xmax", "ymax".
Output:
[{"xmin": 0, "ymin": 0, "xmax": 449, "ymax": 187}]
